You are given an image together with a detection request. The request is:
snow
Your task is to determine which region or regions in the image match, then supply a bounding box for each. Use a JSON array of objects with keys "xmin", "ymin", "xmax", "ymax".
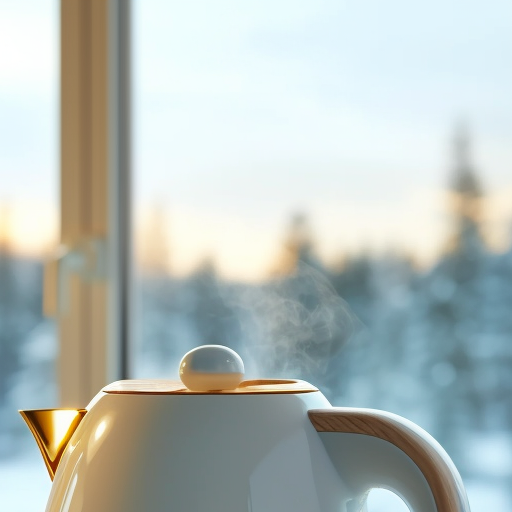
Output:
[
  {"xmin": 0, "ymin": 452, "xmax": 51, "ymax": 512},
  {"xmin": 465, "ymin": 480, "xmax": 512, "ymax": 512},
  {"xmin": 463, "ymin": 432, "xmax": 512, "ymax": 478}
]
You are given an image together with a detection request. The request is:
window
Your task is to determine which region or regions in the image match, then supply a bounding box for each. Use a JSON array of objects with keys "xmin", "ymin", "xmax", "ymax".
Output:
[{"xmin": 133, "ymin": 1, "xmax": 512, "ymax": 510}]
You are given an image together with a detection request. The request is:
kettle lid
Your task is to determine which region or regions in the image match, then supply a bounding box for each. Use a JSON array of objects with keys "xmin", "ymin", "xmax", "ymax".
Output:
[
  {"xmin": 102, "ymin": 345, "xmax": 318, "ymax": 395},
  {"xmin": 102, "ymin": 378, "xmax": 317, "ymax": 395}
]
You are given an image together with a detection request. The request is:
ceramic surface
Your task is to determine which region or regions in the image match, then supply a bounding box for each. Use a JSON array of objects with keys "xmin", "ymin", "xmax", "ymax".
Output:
[{"xmin": 47, "ymin": 391, "xmax": 343, "ymax": 512}]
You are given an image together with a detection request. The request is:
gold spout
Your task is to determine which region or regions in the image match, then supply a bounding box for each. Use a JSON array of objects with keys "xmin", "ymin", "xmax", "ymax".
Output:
[{"xmin": 19, "ymin": 409, "xmax": 87, "ymax": 480}]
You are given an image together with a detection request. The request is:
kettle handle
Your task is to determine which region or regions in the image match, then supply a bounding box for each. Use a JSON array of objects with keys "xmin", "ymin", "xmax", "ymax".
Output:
[{"xmin": 308, "ymin": 408, "xmax": 471, "ymax": 512}]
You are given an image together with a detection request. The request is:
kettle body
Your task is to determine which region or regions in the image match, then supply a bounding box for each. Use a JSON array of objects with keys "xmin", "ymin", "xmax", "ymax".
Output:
[{"xmin": 47, "ymin": 390, "xmax": 345, "ymax": 512}]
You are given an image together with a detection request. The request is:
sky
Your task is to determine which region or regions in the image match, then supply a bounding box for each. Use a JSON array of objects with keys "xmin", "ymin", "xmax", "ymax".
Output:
[
  {"xmin": 132, "ymin": 0, "xmax": 512, "ymax": 278},
  {"xmin": 1, "ymin": 0, "xmax": 512, "ymax": 279},
  {"xmin": 0, "ymin": 0, "xmax": 58, "ymax": 255}
]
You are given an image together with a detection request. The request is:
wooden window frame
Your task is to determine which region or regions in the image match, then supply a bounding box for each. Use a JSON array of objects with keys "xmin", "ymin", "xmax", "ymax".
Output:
[{"xmin": 56, "ymin": 0, "xmax": 131, "ymax": 406}]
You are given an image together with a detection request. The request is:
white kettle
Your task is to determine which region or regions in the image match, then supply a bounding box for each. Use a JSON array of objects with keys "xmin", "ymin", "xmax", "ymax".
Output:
[{"xmin": 21, "ymin": 345, "xmax": 470, "ymax": 512}]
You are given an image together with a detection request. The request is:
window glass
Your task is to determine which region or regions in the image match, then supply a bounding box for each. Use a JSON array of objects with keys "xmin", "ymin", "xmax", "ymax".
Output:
[
  {"xmin": 0, "ymin": 1, "xmax": 58, "ymax": 509},
  {"xmin": 133, "ymin": 2, "xmax": 512, "ymax": 510}
]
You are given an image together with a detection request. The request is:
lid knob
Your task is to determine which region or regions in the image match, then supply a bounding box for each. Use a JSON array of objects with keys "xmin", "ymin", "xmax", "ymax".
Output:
[{"xmin": 179, "ymin": 345, "xmax": 245, "ymax": 391}]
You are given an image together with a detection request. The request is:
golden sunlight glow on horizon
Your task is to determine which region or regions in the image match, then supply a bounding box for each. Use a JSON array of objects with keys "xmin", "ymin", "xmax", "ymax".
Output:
[
  {"xmin": 135, "ymin": 185, "xmax": 512, "ymax": 281},
  {"xmin": 2, "ymin": 186, "xmax": 512, "ymax": 279},
  {"xmin": 0, "ymin": 201, "xmax": 58, "ymax": 258}
]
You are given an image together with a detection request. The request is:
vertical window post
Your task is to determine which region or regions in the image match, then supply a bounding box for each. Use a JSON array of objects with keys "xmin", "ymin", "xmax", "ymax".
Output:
[{"xmin": 56, "ymin": 0, "xmax": 131, "ymax": 406}]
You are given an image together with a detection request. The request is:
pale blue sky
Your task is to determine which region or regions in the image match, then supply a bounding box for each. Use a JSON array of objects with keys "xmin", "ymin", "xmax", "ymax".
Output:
[
  {"xmin": 1, "ymin": 0, "xmax": 512, "ymax": 277},
  {"xmin": 0, "ymin": 0, "xmax": 58, "ymax": 253},
  {"xmin": 133, "ymin": 0, "xmax": 512, "ymax": 277}
]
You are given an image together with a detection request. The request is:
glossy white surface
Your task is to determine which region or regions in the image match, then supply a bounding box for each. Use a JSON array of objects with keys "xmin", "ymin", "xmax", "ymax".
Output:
[
  {"xmin": 44, "ymin": 389, "xmax": 465, "ymax": 512},
  {"xmin": 179, "ymin": 345, "xmax": 245, "ymax": 391},
  {"xmin": 47, "ymin": 391, "xmax": 343, "ymax": 512}
]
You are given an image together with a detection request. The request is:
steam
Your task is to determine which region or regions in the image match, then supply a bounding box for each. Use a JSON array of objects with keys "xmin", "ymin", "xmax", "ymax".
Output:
[{"xmin": 232, "ymin": 263, "xmax": 362, "ymax": 384}]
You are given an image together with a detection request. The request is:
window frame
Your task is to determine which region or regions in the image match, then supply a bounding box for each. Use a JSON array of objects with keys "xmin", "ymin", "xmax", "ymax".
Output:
[{"xmin": 56, "ymin": 0, "xmax": 132, "ymax": 406}]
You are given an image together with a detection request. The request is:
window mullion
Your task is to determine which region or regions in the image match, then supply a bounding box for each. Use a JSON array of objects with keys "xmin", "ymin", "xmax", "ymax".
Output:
[{"xmin": 58, "ymin": 0, "xmax": 131, "ymax": 407}]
